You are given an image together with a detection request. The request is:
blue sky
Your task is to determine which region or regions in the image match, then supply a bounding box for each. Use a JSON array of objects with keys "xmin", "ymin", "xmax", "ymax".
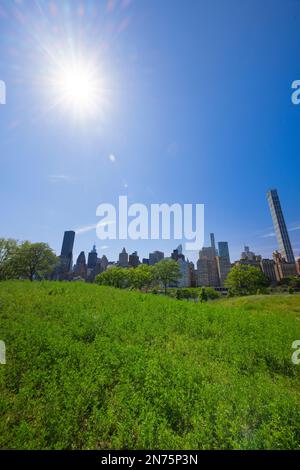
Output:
[{"xmin": 0, "ymin": 0, "xmax": 299, "ymax": 263}]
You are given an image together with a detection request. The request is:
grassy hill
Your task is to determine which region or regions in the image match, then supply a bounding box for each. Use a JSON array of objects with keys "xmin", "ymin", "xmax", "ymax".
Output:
[{"xmin": 0, "ymin": 281, "xmax": 300, "ymax": 450}]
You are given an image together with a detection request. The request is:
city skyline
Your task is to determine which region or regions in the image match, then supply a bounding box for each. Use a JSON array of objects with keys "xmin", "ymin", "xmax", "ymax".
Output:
[
  {"xmin": 54, "ymin": 188, "xmax": 298, "ymax": 266},
  {"xmin": 52, "ymin": 187, "xmax": 299, "ymax": 288}
]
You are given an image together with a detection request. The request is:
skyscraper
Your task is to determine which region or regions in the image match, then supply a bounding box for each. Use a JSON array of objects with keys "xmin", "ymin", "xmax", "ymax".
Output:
[
  {"xmin": 119, "ymin": 247, "xmax": 129, "ymax": 267},
  {"xmin": 74, "ymin": 251, "xmax": 87, "ymax": 279},
  {"xmin": 87, "ymin": 245, "xmax": 98, "ymax": 269},
  {"xmin": 60, "ymin": 230, "xmax": 75, "ymax": 272},
  {"xmin": 197, "ymin": 247, "xmax": 220, "ymax": 287},
  {"xmin": 267, "ymin": 189, "xmax": 295, "ymax": 263},
  {"xmin": 210, "ymin": 233, "xmax": 217, "ymax": 255},
  {"xmin": 218, "ymin": 241, "xmax": 230, "ymax": 262}
]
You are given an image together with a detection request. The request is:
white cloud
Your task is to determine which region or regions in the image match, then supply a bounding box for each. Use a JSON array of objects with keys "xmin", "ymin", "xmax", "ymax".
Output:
[
  {"xmin": 261, "ymin": 223, "xmax": 300, "ymax": 238},
  {"xmin": 48, "ymin": 174, "xmax": 71, "ymax": 183},
  {"xmin": 75, "ymin": 220, "xmax": 115, "ymax": 235},
  {"xmin": 75, "ymin": 224, "xmax": 97, "ymax": 235},
  {"xmin": 109, "ymin": 154, "xmax": 116, "ymax": 163},
  {"xmin": 261, "ymin": 232, "xmax": 275, "ymax": 238}
]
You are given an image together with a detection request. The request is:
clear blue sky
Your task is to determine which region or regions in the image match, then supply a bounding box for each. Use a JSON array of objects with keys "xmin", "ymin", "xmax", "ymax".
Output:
[{"xmin": 0, "ymin": 0, "xmax": 299, "ymax": 263}]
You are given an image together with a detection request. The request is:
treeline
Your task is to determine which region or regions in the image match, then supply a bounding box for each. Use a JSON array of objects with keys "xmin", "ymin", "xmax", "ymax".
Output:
[
  {"xmin": 0, "ymin": 238, "xmax": 57, "ymax": 281},
  {"xmin": 95, "ymin": 259, "xmax": 181, "ymax": 294},
  {"xmin": 95, "ymin": 261, "xmax": 219, "ymax": 302}
]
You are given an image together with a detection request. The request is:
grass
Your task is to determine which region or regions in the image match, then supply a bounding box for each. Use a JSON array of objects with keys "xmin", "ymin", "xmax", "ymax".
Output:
[{"xmin": 0, "ymin": 281, "xmax": 300, "ymax": 450}]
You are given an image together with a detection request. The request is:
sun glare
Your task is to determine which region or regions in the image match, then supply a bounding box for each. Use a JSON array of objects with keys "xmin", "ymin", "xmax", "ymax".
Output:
[{"xmin": 50, "ymin": 58, "xmax": 105, "ymax": 119}]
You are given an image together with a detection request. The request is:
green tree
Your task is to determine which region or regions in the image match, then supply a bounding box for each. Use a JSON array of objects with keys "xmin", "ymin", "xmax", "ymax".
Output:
[
  {"xmin": 153, "ymin": 259, "xmax": 181, "ymax": 295},
  {"xmin": 0, "ymin": 238, "xmax": 18, "ymax": 280},
  {"xmin": 13, "ymin": 241, "xmax": 58, "ymax": 281},
  {"xmin": 225, "ymin": 264, "xmax": 268, "ymax": 296},
  {"xmin": 129, "ymin": 264, "xmax": 155, "ymax": 290},
  {"xmin": 95, "ymin": 266, "xmax": 130, "ymax": 288}
]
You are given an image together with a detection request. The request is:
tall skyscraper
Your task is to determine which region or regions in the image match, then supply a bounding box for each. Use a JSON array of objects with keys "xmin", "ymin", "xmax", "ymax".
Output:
[
  {"xmin": 218, "ymin": 241, "xmax": 230, "ymax": 262},
  {"xmin": 60, "ymin": 230, "xmax": 75, "ymax": 272},
  {"xmin": 210, "ymin": 233, "xmax": 217, "ymax": 255},
  {"xmin": 87, "ymin": 245, "xmax": 98, "ymax": 269},
  {"xmin": 267, "ymin": 189, "xmax": 295, "ymax": 263}
]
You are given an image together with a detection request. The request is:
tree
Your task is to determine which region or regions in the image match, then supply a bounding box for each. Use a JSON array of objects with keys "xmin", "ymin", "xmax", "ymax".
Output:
[
  {"xmin": 129, "ymin": 264, "xmax": 155, "ymax": 290},
  {"xmin": 13, "ymin": 241, "xmax": 58, "ymax": 281},
  {"xmin": 153, "ymin": 259, "xmax": 181, "ymax": 294},
  {"xmin": 225, "ymin": 264, "xmax": 268, "ymax": 296},
  {"xmin": 199, "ymin": 287, "xmax": 208, "ymax": 303},
  {"xmin": 95, "ymin": 266, "xmax": 130, "ymax": 288},
  {"xmin": 0, "ymin": 238, "xmax": 18, "ymax": 280}
]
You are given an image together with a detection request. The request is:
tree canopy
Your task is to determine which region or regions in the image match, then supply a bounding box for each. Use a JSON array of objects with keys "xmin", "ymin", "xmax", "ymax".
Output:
[
  {"xmin": 225, "ymin": 264, "xmax": 268, "ymax": 296},
  {"xmin": 153, "ymin": 259, "xmax": 181, "ymax": 294}
]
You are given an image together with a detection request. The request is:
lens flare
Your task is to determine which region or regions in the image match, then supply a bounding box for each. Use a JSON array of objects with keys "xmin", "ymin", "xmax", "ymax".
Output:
[{"xmin": 48, "ymin": 56, "xmax": 106, "ymax": 120}]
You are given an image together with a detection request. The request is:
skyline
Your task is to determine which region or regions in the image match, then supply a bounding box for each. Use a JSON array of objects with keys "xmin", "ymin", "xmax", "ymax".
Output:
[
  {"xmin": 57, "ymin": 187, "xmax": 298, "ymax": 269},
  {"xmin": 0, "ymin": 0, "xmax": 299, "ymax": 263}
]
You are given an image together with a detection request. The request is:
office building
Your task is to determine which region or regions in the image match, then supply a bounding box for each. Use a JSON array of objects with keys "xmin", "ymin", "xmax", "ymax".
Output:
[
  {"xmin": 267, "ymin": 189, "xmax": 295, "ymax": 263},
  {"xmin": 149, "ymin": 251, "xmax": 164, "ymax": 266},
  {"xmin": 197, "ymin": 247, "xmax": 220, "ymax": 287},
  {"xmin": 216, "ymin": 256, "xmax": 231, "ymax": 286},
  {"xmin": 241, "ymin": 246, "xmax": 256, "ymax": 262},
  {"xmin": 100, "ymin": 255, "xmax": 109, "ymax": 272},
  {"xmin": 87, "ymin": 245, "xmax": 98, "ymax": 270},
  {"xmin": 129, "ymin": 251, "xmax": 140, "ymax": 268},
  {"xmin": 119, "ymin": 247, "xmax": 129, "ymax": 267},
  {"xmin": 210, "ymin": 233, "xmax": 217, "ymax": 255},
  {"xmin": 260, "ymin": 259, "xmax": 277, "ymax": 284},
  {"xmin": 218, "ymin": 241, "xmax": 230, "ymax": 262},
  {"xmin": 60, "ymin": 230, "xmax": 75, "ymax": 272},
  {"xmin": 74, "ymin": 251, "xmax": 87, "ymax": 279},
  {"xmin": 177, "ymin": 258, "xmax": 191, "ymax": 288},
  {"xmin": 273, "ymin": 251, "xmax": 297, "ymax": 280}
]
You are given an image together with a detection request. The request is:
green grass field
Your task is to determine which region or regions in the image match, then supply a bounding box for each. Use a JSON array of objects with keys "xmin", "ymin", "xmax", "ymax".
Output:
[{"xmin": 1, "ymin": 281, "xmax": 300, "ymax": 450}]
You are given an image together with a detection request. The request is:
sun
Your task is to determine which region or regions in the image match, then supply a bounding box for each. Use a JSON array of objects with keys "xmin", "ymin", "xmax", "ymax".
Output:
[{"xmin": 49, "ymin": 57, "xmax": 105, "ymax": 119}]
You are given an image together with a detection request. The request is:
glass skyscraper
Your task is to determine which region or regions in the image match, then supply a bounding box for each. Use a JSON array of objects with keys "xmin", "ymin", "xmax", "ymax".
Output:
[
  {"xmin": 60, "ymin": 230, "xmax": 75, "ymax": 272},
  {"xmin": 267, "ymin": 189, "xmax": 295, "ymax": 264},
  {"xmin": 218, "ymin": 241, "xmax": 230, "ymax": 262}
]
